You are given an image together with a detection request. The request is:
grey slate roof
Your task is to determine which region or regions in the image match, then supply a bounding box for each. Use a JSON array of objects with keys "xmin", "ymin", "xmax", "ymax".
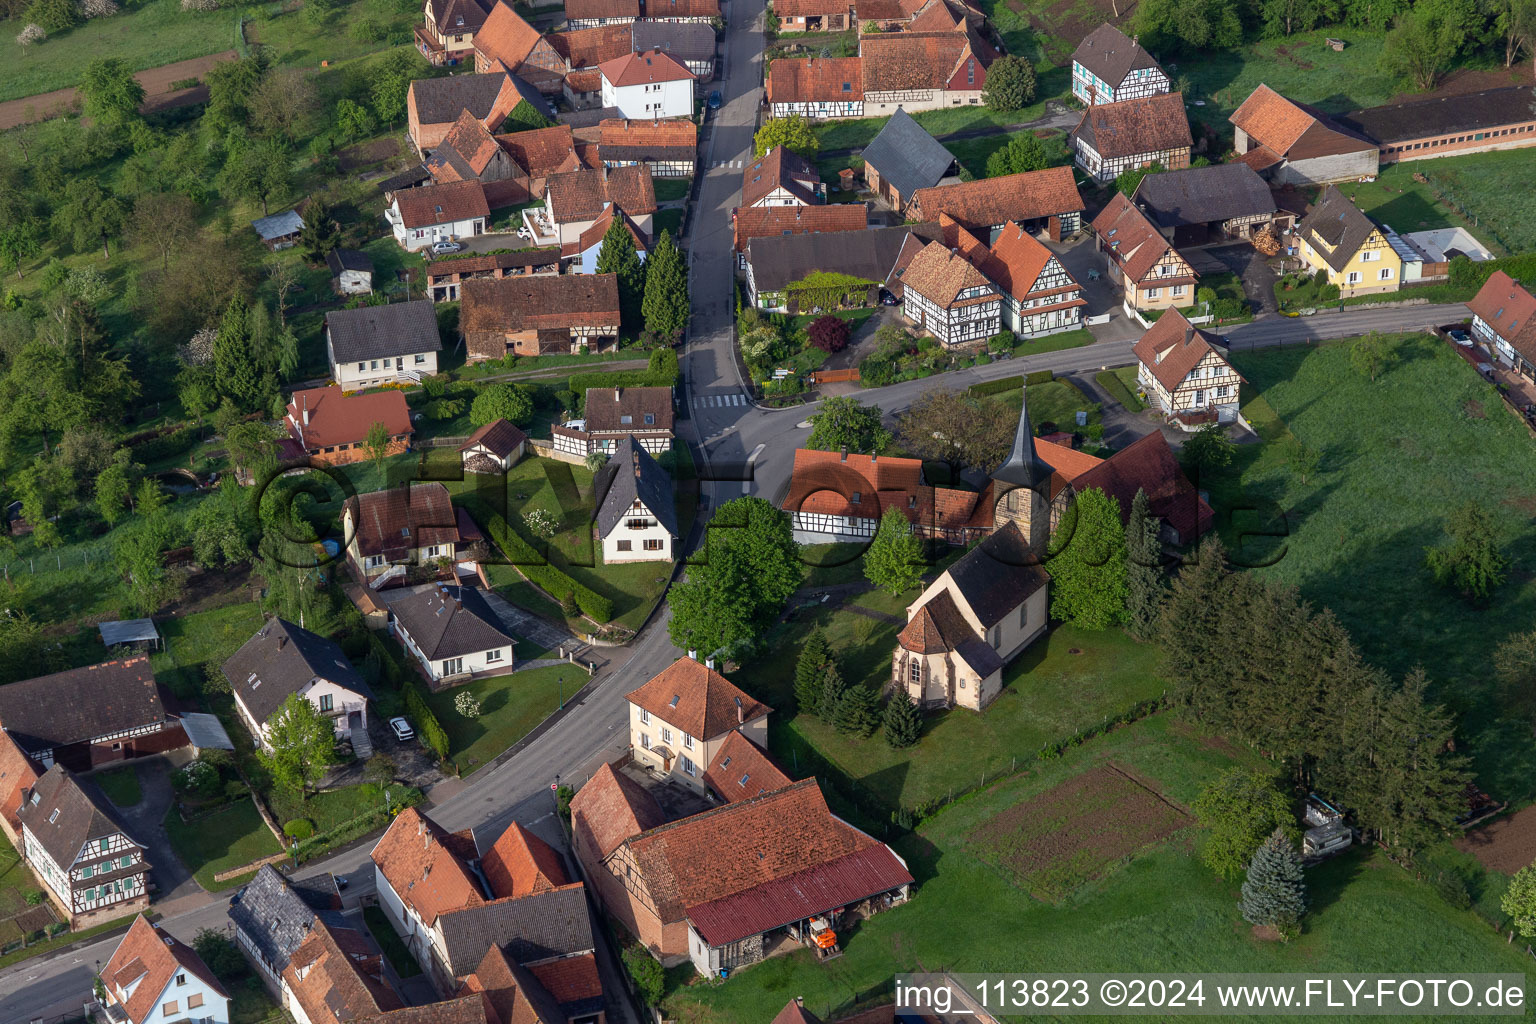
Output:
[
  {"xmin": 222, "ymin": 618, "xmax": 373, "ymax": 728},
  {"xmin": 326, "ymin": 249, "xmax": 374, "ymax": 275},
  {"xmin": 0, "ymin": 658, "xmax": 167, "ymax": 756},
  {"xmin": 1132, "ymin": 162, "xmax": 1276, "ymax": 230},
  {"xmin": 229, "ymin": 865, "xmax": 319, "ymax": 975},
  {"xmin": 594, "ymin": 436, "xmax": 678, "ymax": 539},
  {"xmin": 411, "ymin": 74, "xmax": 511, "ymax": 126},
  {"xmin": 1298, "ymin": 184, "xmax": 1379, "ymax": 273},
  {"xmin": 438, "ymin": 885, "xmax": 595, "ymax": 975},
  {"xmin": 391, "ymin": 585, "xmax": 515, "ymax": 661},
  {"xmin": 1071, "ymin": 23, "xmax": 1164, "ymax": 88},
  {"xmin": 325, "ymin": 300, "xmax": 442, "ymax": 365},
  {"xmin": 629, "ymin": 21, "xmax": 715, "ymax": 64},
  {"xmin": 747, "ymin": 222, "xmax": 941, "ymax": 293},
  {"xmin": 859, "ymin": 109, "xmax": 955, "ymax": 200},
  {"xmin": 252, "ymin": 210, "xmax": 304, "ymax": 241},
  {"xmin": 944, "ymin": 521, "xmax": 1050, "ymax": 628},
  {"xmin": 991, "ymin": 385, "xmax": 1053, "ymax": 490},
  {"xmin": 1336, "ymin": 85, "xmax": 1536, "ymax": 144},
  {"xmin": 16, "ymin": 765, "xmax": 145, "ymax": 872}
]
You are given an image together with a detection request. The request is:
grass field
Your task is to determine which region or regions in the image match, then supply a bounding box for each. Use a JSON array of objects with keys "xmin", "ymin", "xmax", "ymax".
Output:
[
  {"xmin": 1344, "ymin": 148, "xmax": 1536, "ymax": 258},
  {"xmin": 1220, "ymin": 335, "xmax": 1536, "ymax": 799},
  {"xmin": 1096, "ymin": 365, "xmax": 1144, "ymax": 411},
  {"xmin": 735, "ymin": 593, "xmax": 1165, "ymax": 811},
  {"xmin": 93, "ymin": 767, "xmax": 142, "ymax": 808},
  {"xmin": 0, "ymin": 834, "xmax": 39, "ymax": 922},
  {"xmin": 422, "ymin": 665, "xmax": 581, "ymax": 773},
  {"xmin": 810, "ymin": 90, "xmax": 1057, "ymax": 153},
  {"xmin": 1180, "ymin": 29, "xmax": 1396, "ymax": 127},
  {"xmin": 150, "ymin": 602, "xmax": 267, "ymax": 700},
  {"xmin": 164, "ymin": 798, "xmax": 284, "ymax": 891},
  {"xmin": 364, "ymin": 904, "xmax": 421, "ymax": 977},
  {"xmin": 986, "ymin": 375, "xmax": 1101, "ymax": 434},
  {"xmin": 666, "ymin": 714, "xmax": 1531, "ymax": 1024}
]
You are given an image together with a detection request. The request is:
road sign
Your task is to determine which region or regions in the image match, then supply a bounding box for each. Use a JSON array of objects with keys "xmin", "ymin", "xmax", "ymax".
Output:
[{"xmin": 551, "ymin": 783, "xmax": 558, "ymax": 791}]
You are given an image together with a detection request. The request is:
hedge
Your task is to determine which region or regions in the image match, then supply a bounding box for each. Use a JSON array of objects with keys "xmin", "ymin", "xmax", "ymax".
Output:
[
  {"xmin": 967, "ymin": 369, "xmax": 1052, "ymax": 397},
  {"xmin": 403, "ymin": 681, "xmax": 451, "ymax": 761},
  {"xmin": 482, "ymin": 513, "xmax": 614, "ymax": 622},
  {"xmin": 568, "ymin": 367, "xmax": 677, "ymax": 397},
  {"xmin": 1447, "ymin": 253, "xmax": 1536, "ymax": 294}
]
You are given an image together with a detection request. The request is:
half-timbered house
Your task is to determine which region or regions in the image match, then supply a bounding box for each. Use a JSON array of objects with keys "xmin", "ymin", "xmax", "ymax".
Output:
[
  {"xmin": 765, "ymin": 57, "xmax": 864, "ymax": 118},
  {"xmin": 858, "ymin": 29, "xmax": 994, "ymax": 115},
  {"xmin": 0, "ymin": 658, "xmax": 184, "ymax": 772},
  {"xmin": 1468, "ymin": 270, "xmax": 1536, "ymax": 379},
  {"xmin": 741, "ymin": 146, "xmax": 824, "ymax": 207},
  {"xmin": 460, "ymin": 273, "xmax": 622, "ymax": 358},
  {"xmin": 1070, "ymin": 91, "xmax": 1191, "ymax": 184},
  {"xmin": 1070, "ymin": 23, "xmax": 1168, "ymax": 106},
  {"xmin": 985, "ymin": 220, "xmax": 1085, "ymax": 337},
  {"xmin": 908, "ymin": 165, "xmax": 1084, "ymax": 242},
  {"xmin": 596, "ymin": 118, "xmax": 697, "ymax": 176},
  {"xmin": 17, "ymin": 765, "xmax": 149, "ymax": 925},
  {"xmin": 1133, "ymin": 308, "xmax": 1245, "ymax": 427},
  {"xmin": 1092, "ymin": 192, "xmax": 1199, "ymax": 311},
  {"xmin": 896, "ymin": 241, "xmax": 1001, "ymax": 346},
  {"xmin": 1131, "ymin": 162, "xmax": 1292, "ymax": 248}
]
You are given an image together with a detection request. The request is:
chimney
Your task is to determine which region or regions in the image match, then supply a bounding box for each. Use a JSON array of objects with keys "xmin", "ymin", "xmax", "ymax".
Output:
[
  {"xmin": 301, "ymin": 393, "xmax": 311, "ymax": 426},
  {"xmin": 614, "ymin": 388, "xmax": 621, "ymax": 401},
  {"xmin": 277, "ymin": 633, "xmax": 287, "ymax": 650},
  {"xmin": 840, "ymin": 447, "xmax": 848, "ymax": 462},
  {"xmin": 687, "ymin": 649, "xmax": 698, "ymax": 661},
  {"xmin": 796, "ymin": 998, "xmax": 804, "ymax": 1008},
  {"xmin": 1183, "ymin": 324, "xmax": 1193, "ymax": 345},
  {"xmin": 735, "ymin": 695, "xmax": 743, "ymax": 723},
  {"xmin": 705, "ymin": 657, "xmax": 715, "ymax": 670}
]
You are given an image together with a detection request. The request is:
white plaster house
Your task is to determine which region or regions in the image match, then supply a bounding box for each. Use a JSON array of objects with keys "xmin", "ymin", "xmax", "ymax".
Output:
[
  {"xmin": 598, "ymin": 50, "xmax": 694, "ymax": 120},
  {"xmin": 390, "ymin": 585, "xmax": 517, "ymax": 689},
  {"xmin": 101, "ymin": 915, "xmax": 231, "ymax": 1024},
  {"xmin": 221, "ymin": 618, "xmax": 374, "ymax": 754},
  {"xmin": 626, "ymin": 657, "xmax": 772, "ymax": 791},
  {"xmin": 595, "ymin": 437, "xmax": 678, "ymax": 563},
  {"xmin": 325, "ymin": 300, "xmax": 442, "ymax": 390}
]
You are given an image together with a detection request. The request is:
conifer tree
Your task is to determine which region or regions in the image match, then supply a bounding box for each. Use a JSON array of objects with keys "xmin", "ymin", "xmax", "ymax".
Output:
[
  {"xmin": 212, "ymin": 293, "xmax": 262, "ymax": 410},
  {"xmin": 835, "ymin": 685, "xmax": 879, "ymax": 738},
  {"xmin": 1239, "ymin": 827, "xmax": 1307, "ymax": 933},
  {"xmin": 883, "ymin": 688, "xmax": 921, "ymax": 748},
  {"xmin": 864, "ymin": 506, "xmax": 924, "ymax": 595},
  {"xmin": 1156, "ymin": 536, "xmax": 1231, "ymax": 716},
  {"xmin": 1124, "ymin": 488, "xmax": 1165, "ymax": 641},
  {"xmin": 817, "ymin": 662, "xmax": 847, "ymax": 723},
  {"xmin": 595, "ymin": 212, "xmax": 646, "ymax": 333},
  {"xmin": 793, "ymin": 627, "xmax": 831, "ymax": 714},
  {"xmin": 640, "ymin": 230, "xmax": 688, "ymax": 341}
]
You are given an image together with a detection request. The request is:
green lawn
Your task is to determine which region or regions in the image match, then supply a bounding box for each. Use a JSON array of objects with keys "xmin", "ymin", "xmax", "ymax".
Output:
[
  {"xmin": 364, "ymin": 904, "xmax": 421, "ymax": 977},
  {"xmin": 1097, "ymin": 365, "xmax": 1144, "ymax": 412},
  {"xmin": 668, "ymin": 714, "xmax": 1532, "ymax": 1024},
  {"xmin": 421, "ymin": 665, "xmax": 581, "ymax": 773},
  {"xmin": 1001, "ymin": 326, "xmax": 1097, "ymax": 357},
  {"xmin": 736, "ymin": 600, "xmax": 1166, "ymax": 812},
  {"xmin": 0, "ymin": 833, "xmax": 38, "ymax": 921},
  {"xmin": 810, "ymin": 96, "xmax": 1054, "ymax": 153},
  {"xmin": 987, "ymin": 376, "xmax": 1101, "ymax": 434},
  {"xmin": 92, "ymin": 767, "xmax": 142, "ymax": 809},
  {"xmin": 1180, "ymin": 29, "xmax": 1397, "ymax": 127},
  {"xmin": 1218, "ymin": 335, "xmax": 1536, "ymax": 800},
  {"xmin": 163, "ymin": 799, "xmax": 284, "ymax": 892},
  {"xmin": 653, "ymin": 208, "xmax": 684, "ymax": 241},
  {"xmin": 1344, "ymin": 148, "xmax": 1536, "ymax": 257},
  {"xmin": 268, "ymin": 782, "xmax": 397, "ymax": 835},
  {"xmin": 150, "ymin": 602, "xmax": 266, "ymax": 701},
  {"xmin": 653, "ymin": 178, "xmax": 692, "ymax": 202}
]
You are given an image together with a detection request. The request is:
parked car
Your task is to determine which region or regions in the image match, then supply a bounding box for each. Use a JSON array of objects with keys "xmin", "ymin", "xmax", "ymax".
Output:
[
  {"xmin": 431, "ymin": 240, "xmax": 464, "ymax": 255},
  {"xmin": 1448, "ymin": 328, "xmax": 1473, "ymax": 347},
  {"xmin": 879, "ymin": 290, "xmax": 898, "ymax": 306},
  {"xmin": 389, "ymin": 717, "xmax": 415, "ymax": 742},
  {"xmin": 336, "ymin": 875, "xmax": 349, "ymax": 891},
  {"xmin": 708, "ymin": 90, "xmax": 723, "ymax": 110}
]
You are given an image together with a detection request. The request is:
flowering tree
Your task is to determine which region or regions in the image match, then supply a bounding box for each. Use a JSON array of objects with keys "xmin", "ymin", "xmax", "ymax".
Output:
[
  {"xmin": 523, "ymin": 508, "xmax": 557, "ymax": 539},
  {"xmin": 454, "ymin": 691, "xmax": 481, "ymax": 719},
  {"xmin": 15, "ymin": 24, "xmax": 46, "ymax": 50}
]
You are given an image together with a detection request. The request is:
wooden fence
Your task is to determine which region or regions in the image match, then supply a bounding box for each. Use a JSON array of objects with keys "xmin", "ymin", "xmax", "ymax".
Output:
[{"xmin": 810, "ymin": 368, "xmax": 860, "ymax": 385}]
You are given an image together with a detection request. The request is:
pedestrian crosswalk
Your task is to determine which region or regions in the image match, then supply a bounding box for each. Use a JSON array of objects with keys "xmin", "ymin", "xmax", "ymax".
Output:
[
  {"xmin": 697, "ymin": 393, "xmax": 749, "ymax": 407},
  {"xmin": 712, "ymin": 160, "xmax": 745, "ymax": 169}
]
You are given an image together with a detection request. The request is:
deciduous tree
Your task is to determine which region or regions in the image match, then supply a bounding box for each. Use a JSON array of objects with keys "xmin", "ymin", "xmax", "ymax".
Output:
[
  {"xmin": 1048, "ymin": 487, "xmax": 1128, "ymax": 629},
  {"xmin": 753, "ymin": 116, "xmax": 819, "ymax": 157},
  {"xmin": 51, "ymin": 177, "xmax": 127, "ymax": 258},
  {"xmin": 895, "ymin": 390, "xmax": 1014, "ymax": 475},
  {"xmin": 370, "ymin": 49, "xmax": 426, "ymax": 128},
  {"xmin": 1194, "ymin": 769, "xmax": 1297, "ymax": 881},
  {"xmin": 864, "ymin": 506, "xmax": 924, "ymax": 595},
  {"xmin": 1493, "ymin": 630, "xmax": 1536, "ymax": 734},
  {"xmin": 981, "ymin": 55, "xmax": 1036, "ymax": 111},
  {"xmin": 1349, "ymin": 330, "xmax": 1391, "ymax": 380},
  {"xmin": 470, "ymin": 382, "xmax": 534, "ymax": 427},
  {"xmin": 1502, "ymin": 862, "xmax": 1536, "ymax": 937},
  {"xmin": 261, "ymin": 692, "xmax": 337, "ymax": 797},
  {"xmin": 335, "ymin": 98, "xmax": 376, "ymax": 141},
  {"xmin": 667, "ymin": 496, "xmax": 800, "ymax": 657},
  {"xmin": 361, "ymin": 421, "xmax": 392, "ymax": 475},
  {"xmin": 1114, "ymin": 161, "xmax": 1163, "ymax": 198},
  {"xmin": 985, "ymin": 132, "xmax": 1048, "ymax": 178},
  {"xmin": 78, "ymin": 58, "xmax": 145, "ymax": 127},
  {"xmin": 805, "ymin": 395, "xmax": 890, "ymax": 453},
  {"xmin": 806, "ymin": 314, "xmax": 850, "ymax": 353},
  {"xmin": 1180, "ymin": 422, "xmax": 1235, "ymax": 472},
  {"xmin": 1134, "ymin": 0, "xmax": 1244, "ymax": 51},
  {"xmin": 129, "ymin": 192, "xmax": 198, "ymax": 272}
]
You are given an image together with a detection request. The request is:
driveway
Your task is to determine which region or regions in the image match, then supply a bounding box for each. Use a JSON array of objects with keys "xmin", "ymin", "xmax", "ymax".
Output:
[
  {"xmin": 1052, "ymin": 235, "xmax": 1140, "ymax": 341},
  {"xmin": 1203, "ymin": 242, "xmax": 1279, "ymax": 317},
  {"xmin": 106, "ymin": 758, "xmax": 202, "ymax": 905}
]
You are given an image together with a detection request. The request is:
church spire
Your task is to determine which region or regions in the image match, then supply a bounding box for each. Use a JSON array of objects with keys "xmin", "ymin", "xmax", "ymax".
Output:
[{"xmin": 992, "ymin": 383, "xmax": 1053, "ymax": 489}]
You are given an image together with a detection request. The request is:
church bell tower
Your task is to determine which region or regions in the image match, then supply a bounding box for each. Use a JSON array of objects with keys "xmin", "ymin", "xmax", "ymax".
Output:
[{"xmin": 991, "ymin": 385, "xmax": 1052, "ymax": 553}]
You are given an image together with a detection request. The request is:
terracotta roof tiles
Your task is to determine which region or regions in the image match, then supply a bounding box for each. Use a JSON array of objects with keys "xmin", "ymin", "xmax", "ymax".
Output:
[
  {"xmin": 481, "ymin": 822, "xmax": 568, "ymax": 900},
  {"xmin": 1132, "ymin": 307, "xmax": 1241, "ymax": 393},
  {"xmin": 461, "ymin": 274, "xmax": 621, "ymax": 334},
  {"xmin": 369, "ymin": 807, "xmax": 486, "ymax": 926},
  {"xmin": 732, "ymin": 203, "xmax": 866, "ymax": 252},
  {"xmin": 910, "ymin": 165, "xmax": 1082, "ymax": 230},
  {"xmin": 898, "ymin": 241, "xmax": 993, "ymax": 307},
  {"xmin": 497, "ymin": 124, "xmax": 579, "ymax": 178},
  {"xmin": 569, "ymin": 761, "xmax": 665, "ymax": 859},
  {"xmin": 599, "ymin": 49, "xmax": 692, "ymax": 86},
  {"xmin": 625, "ymin": 658, "xmax": 771, "ymax": 740},
  {"xmin": 765, "ymin": 56, "xmax": 864, "ymax": 104},
  {"xmin": 104, "ymin": 916, "xmax": 228, "ymax": 1024},
  {"xmin": 1070, "ymin": 91, "xmax": 1190, "ymax": 159},
  {"xmin": 396, "ymin": 180, "xmax": 491, "ymax": 228},
  {"xmin": 545, "ymin": 165, "xmax": 657, "ymax": 221},
  {"xmin": 702, "ymin": 730, "xmax": 792, "ymax": 803},
  {"xmin": 475, "ymin": 2, "xmax": 545, "ymax": 68}
]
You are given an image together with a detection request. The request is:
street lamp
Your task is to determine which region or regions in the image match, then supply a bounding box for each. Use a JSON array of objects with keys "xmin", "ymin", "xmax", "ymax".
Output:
[{"xmin": 557, "ymin": 673, "xmax": 565, "ymax": 711}]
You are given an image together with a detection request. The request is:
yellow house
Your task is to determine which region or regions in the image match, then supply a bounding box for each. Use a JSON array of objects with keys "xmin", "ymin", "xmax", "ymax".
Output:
[{"xmin": 1295, "ymin": 185, "xmax": 1402, "ymax": 297}]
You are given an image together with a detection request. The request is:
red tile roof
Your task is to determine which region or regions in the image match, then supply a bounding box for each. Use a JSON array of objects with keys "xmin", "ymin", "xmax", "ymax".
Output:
[
  {"xmin": 987, "ymin": 220, "xmax": 1083, "ymax": 308},
  {"xmin": 732, "ymin": 203, "xmax": 866, "ymax": 252},
  {"xmin": 396, "ymin": 180, "xmax": 491, "ymax": 229},
  {"xmin": 460, "ymin": 947, "xmax": 551, "ymax": 1024},
  {"xmin": 1132, "ymin": 307, "xmax": 1242, "ymax": 393},
  {"xmin": 345, "ymin": 482, "xmax": 463, "ymax": 559},
  {"xmin": 566, "ymin": 0, "xmax": 639, "ymax": 20},
  {"xmin": 1073, "ymin": 432, "xmax": 1214, "ymax": 542},
  {"xmin": 356, "ymin": 994, "xmax": 496, "ymax": 1024},
  {"xmin": 461, "ymin": 274, "xmax": 621, "ymax": 334},
  {"xmin": 370, "ymin": 807, "xmax": 485, "ymax": 925},
  {"xmin": 438, "ymin": 110, "xmax": 504, "ymax": 179},
  {"xmin": 625, "ymin": 658, "xmax": 771, "ymax": 739},
  {"xmin": 1035, "ymin": 435, "xmax": 1103, "ymax": 489},
  {"xmin": 475, "ymin": 2, "xmax": 545, "ymax": 67},
  {"xmin": 105, "ymin": 916, "xmax": 229, "ymax": 1024},
  {"xmin": 1091, "ymin": 191, "xmax": 1190, "ymax": 285},
  {"xmin": 1230, "ymin": 84, "xmax": 1376, "ymax": 160},
  {"xmin": 910, "ymin": 166, "xmax": 1082, "ymax": 230},
  {"xmin": 859, "ymin": 29, "xmax": 993, "ymax": 92},
  {"xmin": 896, "ymin": 588, "xmax": 973, "ymax": 654},
  {"xmin": 569, "ymin": 761, "xmax": 665, "ymax": 859},
  {"xmin": 459, "ymin": 418, "xmax": 530, "ymax": 459},
  {"xmin": 284, "ymin": 919, "xmax": 402, "ymax": 1024},
  {"xmin": 599, "ymin": 49, "xmax": 693, "ymax": 87},
  {"xmin": 549, "ymin": 24, "xmax": 633, "ymax": 66},
  {"xmin": 702, "ymin": 730, "xmax": 792, "ymax": 802},
  {"xmin": 898, "ymin": 240, "xmax": 993, "ymax": 307},
  {"xmin": 545, "ymin": 165, "xmax": 657, "ymax": 221},
  {"xmin": 1070, "ymin": 91, "xmax": 1190, "ymax": 160},
  {"xmin": 1468, "ymin": 270, "xmax": 1536, "ymax": 362},
  {"xmin": 624, "ymin": 780, "xmax": 911, "ymax": 946},
  {"xmin": 643, "ymin": 0, "xmax": 718, "ymax": 16},
  {"xmin": 527, "ymin": 953, "xmax": 602, "ymax": 1009},
  {"xmin": 0, "ymin": 730, "xmax": 39, "ymax": 835},
  {"xmin": 597, "ymin": 116, "xmax": 697, "ymax": 149},
  {"xmin": 772, "ymin": 1000, "xmax": 825, "ymax": 1024},
  {"xmin": 498, "ymin": 124, "xmax": 580, "ymax": 178},
  {"xmin": 286, "ymin": 386, "xmax": 412, "ymax": 451},
  {"xmin": 741, "ymin": 145, "xmax": 821, "ymax": 208},
  {"xmin": 481, "ymin": 822, "xmax": 568, "ymax": 899},
  {"xmin": 564, "ymin": 203, "xmax": 649, "ymax": 258},
  {"xmin": 779, "ymin": 448, "xmax": 986, "ymax": 531},
  {"xmin": 775, "ymin": 0, "xmax": 849, "ymax": 14},
  {"xmin": 766, "ymin": 56, "xmax": 864, "ymax": 104}
]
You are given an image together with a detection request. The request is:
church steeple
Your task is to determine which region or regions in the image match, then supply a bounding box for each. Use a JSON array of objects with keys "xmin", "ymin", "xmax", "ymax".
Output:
[{"xmin": 992, "ymin": 383, "xmax": 1053, "ymax": 489}]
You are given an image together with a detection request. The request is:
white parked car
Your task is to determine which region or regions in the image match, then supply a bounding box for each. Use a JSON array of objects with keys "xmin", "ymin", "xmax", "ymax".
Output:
[{"xmin": 389, "ymin": 717, "xmax": 415, "ymax": 742}]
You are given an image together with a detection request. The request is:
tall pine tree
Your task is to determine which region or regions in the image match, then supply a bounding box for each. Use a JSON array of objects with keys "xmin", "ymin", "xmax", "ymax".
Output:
[
  {"xmin": 640, "ymin": 230, "xmax": 688, "ymax": 341},
  {"xmin": 794, "ymin": 627, "xmax": 831, "ymax": 714},
  {"xmin": 864, "ymin": 506, "xmax": 924, "ymax": 595},
  {"xmin": 595, "ymin": 212, "xmax": 646, "ymax": 334},
  {"xmin": 883, "ymin": 688, "xmax": 921, "ymax": 748},
  {"xmin": 1048, "ymin": 487, "xmax": 1129, "ymax": 629},
  {"xmin": 817, "ymin": 662, "xmax": 847, "ymax": 723},
  {"xmin": 1124, "ymin": 488, "xmax": 1164, "ymax": 641},
  {"xmin": 1239, "ymin": 827, "xmax": 1307, "ymax": 933},
  {"xmin": 835, "ymin": 685, "xmax": 879, "ymax": 737},
  {"xmin": 1157, "ymin": 536, "xmax": 1232, "ymax": 717},
  {"xmin": 213, "ymin": 293, "xmax": 262, "ymax": 410}
]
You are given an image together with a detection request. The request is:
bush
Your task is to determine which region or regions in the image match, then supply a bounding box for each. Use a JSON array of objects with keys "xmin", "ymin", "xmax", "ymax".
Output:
[
  {"xmin": 622, "ymin": 945, "xmax": 665, "ymax": 1007},
  {"xmin": 647, "ymin": 347, "xmax": 679, "ymax": 379},
  {"xmin": 807, "ymin": 314, "xmax": 851, "ymax": 353},
  {"xmin": 454, "ymin": 691, "xmax": 482, "ymax": 718},
  {"xmin": 282, "ymin": 818, "xmax": 314, "ymax": 840},
  {"xmin": 174, "ymin": 759, "xmax": 222, "ymax": 799},
  {"xmin": 403, "ymin": 681, "xmax": 451, "ymax": 761},
  {"xmin": 132, "ymin": 424, "xmax": 201, "ymax": 463},
  {"xmin": 223, "ymin": 779, "xmax": 247, "ymax": 802},
  {"xmin": 24, "ymin": 889, "xmax": 45, "ymax": 906},
  {"xmin": 969, "ymin": 375, "xmax": 1022, "ymax": 396},
  {"xmin": 482, "ymin": 513, "xmax": 614, "ymax": 621},
  {"xmin": 568, "ymin": 367, "xmax": 676, "ymax": 395},
  {"xmin": 987, "ymin": 330, "xmax": 1015, "ymax": 354},
  {"xmin": 1025, "ymin": 369, "xmax": 1054, "ymax": 386},
  {"xmin": 350, "ymin": 16, "xmax": 386, "ymax": 40}
]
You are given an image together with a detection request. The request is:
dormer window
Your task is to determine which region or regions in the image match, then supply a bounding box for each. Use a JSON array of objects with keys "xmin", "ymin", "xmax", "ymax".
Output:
[{"xmin": 850, "ymin": 492, "xmax": 861, "ymax": 504}]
